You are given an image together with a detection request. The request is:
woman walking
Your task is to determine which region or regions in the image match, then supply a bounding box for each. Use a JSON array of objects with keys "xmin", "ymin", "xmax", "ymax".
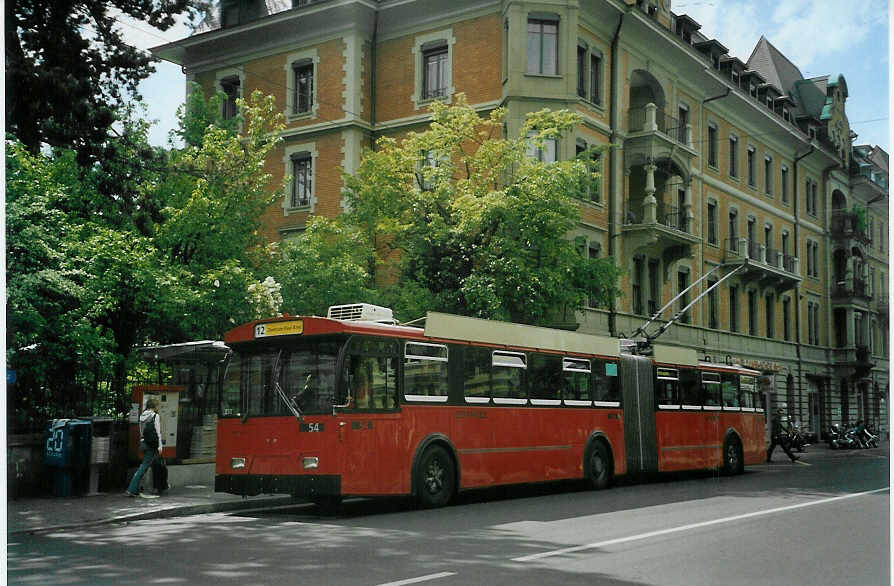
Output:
[{"xmin": 125, "ymin": 398, "xmax": 162, "ymax": 497}]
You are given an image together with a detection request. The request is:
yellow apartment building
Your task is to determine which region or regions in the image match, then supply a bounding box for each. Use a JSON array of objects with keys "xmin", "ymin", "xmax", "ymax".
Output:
[{"xmin": 153, "ymin": 0, "xmax": 889, "ymax": 437}]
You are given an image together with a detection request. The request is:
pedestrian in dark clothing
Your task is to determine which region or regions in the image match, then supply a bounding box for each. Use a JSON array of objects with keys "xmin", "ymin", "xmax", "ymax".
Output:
[
  {"xmin": 767, "ymin": 408, "xmax": 799, "ymax": 462},
  {"xmin": 126, "ymin": 398, "xmax": 163, "ymax": 497}
]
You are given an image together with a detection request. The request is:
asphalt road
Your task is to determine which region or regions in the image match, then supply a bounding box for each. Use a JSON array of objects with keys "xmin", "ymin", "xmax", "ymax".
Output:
[{"xmin": 9, "ymin": 443, "xmax": 890, "ymax": 585}]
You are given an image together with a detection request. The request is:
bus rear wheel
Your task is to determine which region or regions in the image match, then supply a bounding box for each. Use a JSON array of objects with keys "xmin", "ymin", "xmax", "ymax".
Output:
[
  {"xmin": 585, "ymin": 441, "xmax": 612, "ymax": 490},
  {"xmin": 415, "ymin": 445, "xmax": 455, "ymax": 508},
  {"xmin": 722, "ymin": 437, "xmax": 744, "ymax": 475}
]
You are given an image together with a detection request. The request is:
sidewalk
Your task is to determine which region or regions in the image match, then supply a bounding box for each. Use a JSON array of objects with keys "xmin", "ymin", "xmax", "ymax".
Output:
[{"xmin": 7, "ymin": 484, "xmax": 305, "ymax": 536}]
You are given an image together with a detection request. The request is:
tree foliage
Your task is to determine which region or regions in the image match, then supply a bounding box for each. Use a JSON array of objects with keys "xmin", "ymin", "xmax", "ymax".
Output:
[
  {"xmin": 6, "ymin": 88, "xmax": 284, "ymax": 429},
  {"xmin": 5, "ymin": 0, "xmax": 208, "ymax": 163},
  {"xmin": 333, "ymin": 94, "xmax": 622, "ymax": 324}
]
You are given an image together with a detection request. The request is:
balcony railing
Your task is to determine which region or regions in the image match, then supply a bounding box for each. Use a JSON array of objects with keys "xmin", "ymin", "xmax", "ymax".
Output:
[
  {"xmin": 724, "ymin": 238, "xmax": 800, "ymax": 277},
  {"xmin": 624, "ymin": 198, "xmax": 691, "ymax": 235},
  {"xmin": 627, "ymin": 104, "xmax": 689, "ymax": 147},
  {"xmin": 830, "ymin": 211, "xmax": 871, "ymax": 243},
  {"xmin": 832, "ymin": 278, "xmax": 873, "ymax": 300},
  {"xmin": 782, "ymin": 254, "xmax": 797, "ymax": 273},
  {"xmin": 659, "ymin": 204, "xmax": 689, "ymax": 232}
]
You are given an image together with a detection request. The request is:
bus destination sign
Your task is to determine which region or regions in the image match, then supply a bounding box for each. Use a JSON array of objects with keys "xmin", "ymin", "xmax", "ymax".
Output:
[{"xmin": 254, "ymin": 320, "xmax": 304, "ymax": 338}]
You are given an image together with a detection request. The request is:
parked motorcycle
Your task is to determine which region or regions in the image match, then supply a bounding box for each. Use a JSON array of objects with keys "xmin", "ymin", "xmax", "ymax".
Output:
[
  {"xmin": 788, "ymin": 420, "xmax": 809, "ymax": 452},
  {"xmin": 828, "ymin": 424, "xmax": 859, "ymax": 449}
]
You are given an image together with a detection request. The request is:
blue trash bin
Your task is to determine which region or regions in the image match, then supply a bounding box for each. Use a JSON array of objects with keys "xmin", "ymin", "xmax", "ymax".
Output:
[{"xmin": 45, "ymin": 419, "xmax": 92, "ymax": 496}]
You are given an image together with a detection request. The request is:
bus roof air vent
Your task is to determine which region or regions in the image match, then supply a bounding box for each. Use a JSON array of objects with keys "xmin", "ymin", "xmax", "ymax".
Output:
[{"xmin": 327, "ymin": 303, "xmax": 396, "ymax": 324}]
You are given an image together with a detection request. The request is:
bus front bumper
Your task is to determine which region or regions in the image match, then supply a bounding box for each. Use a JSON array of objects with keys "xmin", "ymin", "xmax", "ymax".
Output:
[{"xmin": 215, "ymin": 474, "xmax": 341, "ymax": 498}]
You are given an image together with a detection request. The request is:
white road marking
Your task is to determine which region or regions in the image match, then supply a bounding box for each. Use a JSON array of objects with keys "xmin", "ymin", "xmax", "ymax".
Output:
[
  {"xmin": 377, "ymin": 572, "xmax": 458, "ymax": 586},
  {"xmin": 513, "ymin": 487, "xmax": 889, "ymax": 562}
]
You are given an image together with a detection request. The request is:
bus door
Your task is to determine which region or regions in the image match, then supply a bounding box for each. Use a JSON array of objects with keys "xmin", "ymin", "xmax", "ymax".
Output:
[
  {"xmin": 620, "ymin": 354, "xmax": 658, "ymax": 475},
  {"xmin": 340, "ymin": 340, "xmax": 401, "ymax": 495}
]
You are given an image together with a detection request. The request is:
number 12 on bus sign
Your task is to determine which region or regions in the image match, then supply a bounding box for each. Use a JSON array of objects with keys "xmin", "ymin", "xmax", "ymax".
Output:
[{"xmin": 254, "ymin": 320, "xmax": 304, "ymax": 338}]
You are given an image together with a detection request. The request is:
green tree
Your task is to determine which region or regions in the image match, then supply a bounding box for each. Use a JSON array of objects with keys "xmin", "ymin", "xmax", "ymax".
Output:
[
  {"xmin": 340, "ymin": 95, "xmax": 621, "ymax": 324},
  {"xmin": 5, "ymin": 0, "xmax": 208, "ymax": 163},
  {"xmin": 6, "ymin": 89, "xmax": 287, "ymax": 426},
  {"xmin": 273, "ymin": 217, "xmax": 377, "ymax": 317}
]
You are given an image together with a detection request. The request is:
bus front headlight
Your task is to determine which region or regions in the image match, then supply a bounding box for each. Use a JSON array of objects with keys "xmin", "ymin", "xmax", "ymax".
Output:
[{"xmin": 230, "ymin": 457, "xmax": 246, "ymax": 469}]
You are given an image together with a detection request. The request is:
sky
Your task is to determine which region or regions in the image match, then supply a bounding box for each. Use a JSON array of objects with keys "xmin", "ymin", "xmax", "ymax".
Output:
[{"xmin": 122, "ymin": 0, "xmax": 891, "ymax": 151}]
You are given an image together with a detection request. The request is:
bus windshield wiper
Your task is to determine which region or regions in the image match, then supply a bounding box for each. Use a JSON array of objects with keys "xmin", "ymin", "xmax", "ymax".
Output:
[{"xmin": 272, "ymin": 350, "xmax": 303, "ymax": 422}]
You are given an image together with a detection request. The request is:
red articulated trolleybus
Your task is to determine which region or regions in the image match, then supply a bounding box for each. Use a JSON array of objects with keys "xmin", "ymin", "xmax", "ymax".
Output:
[{"xmin": 215, "ymin": 303, "xmax": 766, "ymax": 507}]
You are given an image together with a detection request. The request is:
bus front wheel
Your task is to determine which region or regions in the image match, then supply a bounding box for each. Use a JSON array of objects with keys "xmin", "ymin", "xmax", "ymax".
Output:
[
  {"xmin": 415, "ymin": 445, "xmax": 455, "ymax": 508},
  {"xmin": 722, "ymin": 436, "xmax": 744, "ymax": 475},
  {"xmin": 585, "ymin": 441, "xmax": 612, "ymax": 490}
]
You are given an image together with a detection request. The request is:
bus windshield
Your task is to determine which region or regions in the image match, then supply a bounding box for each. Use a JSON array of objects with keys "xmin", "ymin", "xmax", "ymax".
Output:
[{"xmin": 221, "ymin": 339, "xmax": 342, "ymax": 417}]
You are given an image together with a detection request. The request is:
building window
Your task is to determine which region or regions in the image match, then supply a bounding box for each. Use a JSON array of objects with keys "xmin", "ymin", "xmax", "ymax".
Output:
[
  {"xmin": 648, "ymin": 259, "xmax": 660, "ymax": 317},
  {"xmin": 805, "ymin": 179, "xmax": 813, "ymax": 214},
  {"xmin": 806, "ymin": 239, "xmax": 819, "ymax": 278},
  {"xmin": 590, "ymin": 53, "xmax": 602, "ymax": 104},
  {"xmin": 707, "ymin": 201, "xmax": 717, "ymax": 245},
  {"xmin": 729, "ymin": 285, "xmax": 739, "ymax": 333},
  {"xmin": 413, "ymin": 30, "xmax": 454, "ymax": 110},
  {"xmin": 423, "ymin": 42, "xmax": 449, "ymax": 99},
  {"xmin": 747, "ymin": 146, "xmax": 756, "ymax": 187},
  {"xmin": 220, "ymin": 76, "xmax": 241, "ymax": 120},
  {"xmin": 783, "ymin": 297, "xmax": 791, "ymax": 341},
  {"xmin": 677, "ymin": 104, "xmax": 689, "ymax": 145},
  {"xmin": 707, "ymin": 279, "xmax": 718, "ymax": 329},
  {"xmin": 729, "ymin": 136, "xmax": 738, "ymax": 178},
  {"xmin": 502, "ymin": 19, "xmax": 509, "ymax": 81},
  {"xmin": 707, "ymin": 124, "xmax": 718, "ymax": 168},
  {"xmin": 807, "ymin": 300, "xmax": 821, "ymax": 346},
  {"xmin": 292, "ymin": 60, "xmax": 314, "ymax": 114},
  {"xmin": 805, "ymin": 179, "xmax": 818, "ymax": 216},
  {"xmin": 678, "ymin": 269, "xmax": 690, "ymax": 324},
  {"xmin": 632, "ymin": 256, "xmax": 644, "ymax": 315},
  {"xmin": 576, "ymin": 44, "xmax": 587, "ymax": 98},
  {"xmin": 781, "ymin": 165, "xmax": 789, "ymax": 203},
  {"xmin": 748, "ymin": 289, "xmax": 757, "ymax": 335},
  {"xmin": 290, "ymin": 153, "xmax": 312, "ymax": 208},
  {"xmin": 526, "ymin": 18, "xmax": 558, "ymax": 75},
  {"xmin": 527, "ymin": 132, "xmax": 557, "ymax": 162},
  {"xmin": 765, "ymin": 293, "xmax": 775, "ymax": 338},
  {"xmin": 573, "ymin": 142, "xmax": 602, "ymax": 203},
  {"xmin": 764, "ymin": 156, "xmax": 773, "ymax": 195},
  {"xmin": 728, "ymin": 209, "xmax": 738, "ymax": 252}
]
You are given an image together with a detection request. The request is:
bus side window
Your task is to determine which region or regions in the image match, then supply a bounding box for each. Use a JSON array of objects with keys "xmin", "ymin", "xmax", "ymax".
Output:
[
  {"xmin": 492, "ymin": 351, "xmax": 526, "ymax": 404},
  {"xmin": 592, "ymin": 359, "xmax": 620, "ymax": 405},
  {"xmin": 404, "ymin": 342, "xmax": 449, "ymax": 402},
  {"xmin": 679, "ymin": 368, "xmax": 698, "ymax": 407},
  {"xmin": 562, "ymin": 358, "xmax": 590, "ymax": 405},
  {"xmin": 655, "ymin": 367, "xmax": 679, "ymax": 408},
  {"xmin": 701, "ymin": 372, "xmax": 722, "ymax": 407},
  {"xmin": 528, "ymin": 353, "xmax": 562, "ymax": 404},
  {"xmin": 721, "ymin": 372, "xmax": 740, "ymax": 408},
  {"xmin": 740, "ymin": 375, "xmax": 756, "ymax": 408},
  {"xmin": 463, "ymin": 346, "xmax": 491, "ymax": 403}
]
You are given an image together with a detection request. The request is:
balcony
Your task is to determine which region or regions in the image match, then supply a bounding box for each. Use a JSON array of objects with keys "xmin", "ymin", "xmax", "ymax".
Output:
[
  {"xmin": 833, "ymin": 344, "xmax": 874, "ymax": 379},
  {"xmin": 723, "ymin": 238, "xmax": 801, "ymax": 292},
  {"xmin": 832, "ymin": 277, "xmax": 873, "ymax": 303},
  {"xmin": 830, "ymin": 211, "xmax": 871, "ymax": 245},
  {"xmin": 623, "ymin": 196, "xmax": 700, "ymax": 270},
  {"xmin": 625, "ymin": 103, "xmax": 696, "ymax": 162}
]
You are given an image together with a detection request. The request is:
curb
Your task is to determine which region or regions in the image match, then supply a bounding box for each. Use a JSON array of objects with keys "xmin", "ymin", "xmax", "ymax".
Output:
[{"xmin": 9, "ymin": 496, "xmax": 308, "ymax": 537}]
